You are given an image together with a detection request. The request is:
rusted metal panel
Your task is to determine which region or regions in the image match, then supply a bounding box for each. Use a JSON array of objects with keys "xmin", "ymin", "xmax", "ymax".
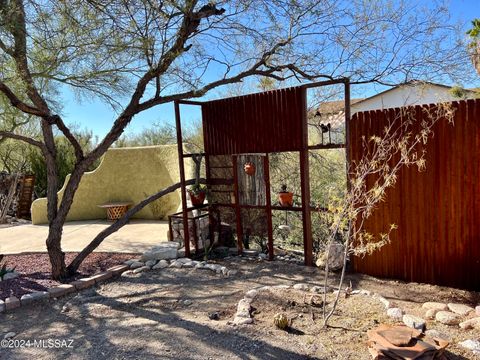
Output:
[
  {"xmin": 202, "ymin": 87, "xmax": 305, "ymax": 155},
  {"xmin": 350, "ymin": 99, "xmax": 480, "ymax": 290}
]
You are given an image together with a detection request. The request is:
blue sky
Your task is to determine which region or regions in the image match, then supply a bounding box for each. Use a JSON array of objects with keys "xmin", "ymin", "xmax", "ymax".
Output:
[{"xmin": 60, "ymin": 0, "xmax": 480, "ymax": 139}]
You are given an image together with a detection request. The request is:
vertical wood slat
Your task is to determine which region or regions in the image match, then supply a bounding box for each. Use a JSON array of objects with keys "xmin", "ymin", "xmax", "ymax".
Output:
[
  {"xmin": 350, "ymin": 99, "xmax": 480, "ymax": 290},
  {"xmin": 174, "ymin": 101, "xmax": 190, "ymax": 257}
]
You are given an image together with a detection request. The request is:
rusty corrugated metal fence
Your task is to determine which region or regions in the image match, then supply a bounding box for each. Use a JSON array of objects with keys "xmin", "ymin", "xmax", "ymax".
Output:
[
  {"xmin": 349, "ymin": 99, "xmax": 480, "ymax": 290},
  {"xmin": 202, "ymin": 87, "xmax": 305, "ymax": 155}
]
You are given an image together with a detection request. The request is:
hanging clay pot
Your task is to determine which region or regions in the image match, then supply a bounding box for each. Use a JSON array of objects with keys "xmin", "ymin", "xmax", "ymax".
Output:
[
  {"xmin": 278, "ymin": 184, "xmax": 293, "ymax": 207},
  {"xmin": 244, "ymin": 162, "xmax": 256, "ymax": 176}
]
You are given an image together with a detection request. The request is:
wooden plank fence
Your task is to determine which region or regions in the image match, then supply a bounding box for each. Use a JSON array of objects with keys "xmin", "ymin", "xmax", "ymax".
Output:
[{"xmin": 349, "ymin": 99, "xmax": 480, "ymax": 290}]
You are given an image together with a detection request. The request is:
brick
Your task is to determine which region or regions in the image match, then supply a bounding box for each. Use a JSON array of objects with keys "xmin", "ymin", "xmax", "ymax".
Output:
[
  {"xmin": 48, "ymin": 284, "xmax": 75, "ymax": 298},
  {"xmin": 20, "ymin": 291, "xmax": 49, "ymax": 306},
  {"xmin": 70, "ymin": 277, "xmax": 95, "ymax": 290},
  {"xmin": 5, "ymin": 296, "xmax": 20, "ymax": 310},
  {"xmin": 89, "ymin": 271, "xmax": 113, "ymax": 284},
  {"xmin": 107, "ymin": 264, "xmax": 130, "ymax": 276}
]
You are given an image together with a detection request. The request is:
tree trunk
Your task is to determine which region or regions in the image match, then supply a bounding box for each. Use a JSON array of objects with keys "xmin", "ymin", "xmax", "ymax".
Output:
[{"xmin": 46, "ymin": 222, "xmax": 67, "ymax": 280}]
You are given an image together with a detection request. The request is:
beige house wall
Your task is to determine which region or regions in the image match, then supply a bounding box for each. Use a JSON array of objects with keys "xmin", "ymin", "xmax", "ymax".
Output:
[{"xmin": 31, "ymin": 145, "xmax": 193, "ymax": 225}]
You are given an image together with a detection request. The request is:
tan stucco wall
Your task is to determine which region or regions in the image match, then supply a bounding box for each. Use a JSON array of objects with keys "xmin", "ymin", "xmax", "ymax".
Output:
[{"xmin": 31, "ymin": 145, "xmax": 193, "ymax": 225}]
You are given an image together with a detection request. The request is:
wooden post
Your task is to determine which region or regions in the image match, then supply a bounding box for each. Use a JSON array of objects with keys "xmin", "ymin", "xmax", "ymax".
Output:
[
  {"xmin": 174, "ymin": 101, "xmax": 190, "ymax": 258},
  {"xmin": 232, "ymin": 155, "xmax": 243, "ymax": 254},
  {"xmin": 300, "ymin": 88, "xmax": 314, "ymax": 266},
  {"xmin": 264, "ymin": 154, "xmax": 274, "ymax": 260}
]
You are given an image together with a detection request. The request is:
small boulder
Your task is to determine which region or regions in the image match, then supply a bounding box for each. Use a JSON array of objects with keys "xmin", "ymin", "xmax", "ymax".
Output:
[
  {"xmin": 424, "ymin": 329, "xmax": 451, "ymax": 341},
  {"xmin": 447, "ymin": 303, "xmax": 474, "ymax": 316},
  {"xmin": 152, "ymin": 260, "xmax": 169, "ymax": 270},
  {"xmin": 425, "ymin": 309, "xmax": 438, "ymax": 320},
  {"xmin": 315, "ymin": 243, "xmax": 345, "ymax": 271},
  {"xmin": 476, "ymin": 305, "xmax": 480, "ymax": 316},
  {"xmin": 176, "ymin": 258, "xmax": 192, "ymax": 264},
  {"xmin": 459, "ymin": 339, "xmax": 480, "ymax": 355},
  {"xmin": 293, "ymin": 283, "xmax": 309, "ymax": 291},
  {"xmin": 3, "ymin": 272, "xmax": 19, "ymax": 281},
  {"xmin": 422, "ymin": 302, "xmax": 448, "ymax": 311},
  {"xmin": 130, "ymin": 261, "xmax": 145, "ymax": 269},
  {"xmin": 459, "ymin": 317, "xmax": 480, "ymax": 330},
  {"xmin": 245, "ymin": 290, "xmax": 258, "ymax": 300},
  {"xmin": 403, "ymin": 314, "xmax": 426, "ymax": 331},
  {"xmin": 3, "ymin": 332, "xmax": 16, "ymax": 340},
  {"xmin": 141, "ymin": 243, "xmax": 178, "ymax": 262},
  {"xmin": 145, "ymin": 260, "xmax": 157, "ymax": 268},
  {"xmin": 387, "ymin": 308, "xmax": 403, "ymax": 321},
  {"xmin": 169, "ymin": 260, "xmax": 183, "ymax": 268},
  {"xmin": 132, "ymin": 266, "xmax": 150, "ymax": 274},
  {"xmin": 435, "ymin": 311, "xmax": 461, "ymax": 325}
]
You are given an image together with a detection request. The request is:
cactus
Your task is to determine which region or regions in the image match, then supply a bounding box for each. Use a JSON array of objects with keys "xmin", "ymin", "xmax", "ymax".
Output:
[{"xmin": 273, "ymin": 313, "xmax": 289, "ymax": 330}]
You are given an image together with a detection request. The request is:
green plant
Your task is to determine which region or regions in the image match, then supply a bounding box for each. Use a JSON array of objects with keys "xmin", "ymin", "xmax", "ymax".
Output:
[
  {"xmin": 188, "ymin": 183, "xmax": 207, "ymax": 195},
  {"xmin": 0, "ymin": 255, "xmax": 16, "ymax": 280}
]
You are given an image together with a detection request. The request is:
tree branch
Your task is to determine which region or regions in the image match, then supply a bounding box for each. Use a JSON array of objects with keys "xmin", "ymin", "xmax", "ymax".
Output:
[
  {"xmin": 66, "ymin": 177, "xmax": 205, "ymax": 274},
  {"xmin": 0, "ymin": 81, "xmax": 47, "ymax": 116},
  {"xmin": 0, "ymin": 130, "xmax": 46, "ymax": 150}
]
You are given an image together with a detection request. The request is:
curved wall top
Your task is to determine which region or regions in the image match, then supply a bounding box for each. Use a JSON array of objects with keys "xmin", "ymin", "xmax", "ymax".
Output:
[{"xmin": 31, "ymin": 145, "xmax": 193, "ymax": 225}]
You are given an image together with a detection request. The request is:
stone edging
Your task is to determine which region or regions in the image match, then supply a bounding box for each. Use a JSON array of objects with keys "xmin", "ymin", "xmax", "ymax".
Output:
[{"xmin": 0, "ymin": 264, "xmax": 130, "ymax": 314}]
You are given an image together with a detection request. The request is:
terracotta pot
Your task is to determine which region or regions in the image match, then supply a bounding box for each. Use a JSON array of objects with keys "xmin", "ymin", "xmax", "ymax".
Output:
[
  {"xmin": 278, "ymin": 192, "xmax": 293, "ymax": 207},
  {"xmin": 244, "ymin": 162, "xmax": 255, "ymax": 176},
  {"xmin": 189, "ymin": 191, "xmax": 206, "ymax": 206}
]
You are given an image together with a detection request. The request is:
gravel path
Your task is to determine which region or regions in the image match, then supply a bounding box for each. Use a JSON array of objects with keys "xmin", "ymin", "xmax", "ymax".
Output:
[{"xmin": 0, "ymin": 259, "xmax": 478, "ymax": 359}]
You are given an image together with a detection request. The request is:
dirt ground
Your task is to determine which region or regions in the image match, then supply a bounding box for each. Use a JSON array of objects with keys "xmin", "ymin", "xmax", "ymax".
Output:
[{"xmin": 0, "ymin": 258, "xmax": 479, "ymax": 360}]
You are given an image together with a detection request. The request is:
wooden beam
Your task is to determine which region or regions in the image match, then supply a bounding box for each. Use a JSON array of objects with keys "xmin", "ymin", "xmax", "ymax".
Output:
[
  {"xmin": 300, "ymin": 87, "xmax": 314, "ymax": 266},
  {"xmin": 174, "ymin": 101, "xmax": 190, "ymax": 258},
  {"xmin": 232, "ymin": 155, "xmax": 243, "ymax": 254},
  {"xmin": 264, "ymin": 154, "xmax": 274, "ymax": 260},
  {"xmin": 308, "ymin": 144, "xmax": 345, "ymax": 150}
]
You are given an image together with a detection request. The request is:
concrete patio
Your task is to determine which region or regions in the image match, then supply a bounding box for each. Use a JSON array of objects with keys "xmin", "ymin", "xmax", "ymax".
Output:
[{"xmin": 0, "ymin": 220, "xmax": 169, "ymax": 255}]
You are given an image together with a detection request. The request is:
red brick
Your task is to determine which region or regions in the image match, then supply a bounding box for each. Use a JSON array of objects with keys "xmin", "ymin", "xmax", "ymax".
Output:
[
  {"xmin": 71, "ymin": 277, "xmax": 95, "ymax": 290},
  {"xmin": 107, "ymin": 264, "xmax": 130, "ymax": 276},
  {"xmin": 89, "ymin": 271, "xmax": 113, "ymax": 284},
  {"xmin": 48, "ymin": 284, "xmax": 75, "ymax": 298}
]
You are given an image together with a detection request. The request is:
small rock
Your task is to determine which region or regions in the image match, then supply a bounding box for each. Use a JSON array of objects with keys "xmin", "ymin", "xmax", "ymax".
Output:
[
  {"xmin": 130, "ymin": 261, "xmax": 145, "ymax": 269},
  {"xmin": 422, "ymin": 302, "xmax": 448, "ymax": 311},
  {"xmin": 3, "ymin": 332, "xmax": 16, "ymax": 340},
  {"xmin": 121, "ymin": 270, "xmax": 134, "ymax": 277},
  {"xmin": 227, "ymin": 270, "xmax": 238, "ymax": 276},
  {"xmin": 447, "ymin": 303, "xmax": 474, "ymax": 316},
  {"xmin": 61, "ymin": 304, "xmax": 71, "ymax": 313},
  {"xmin": 141, "ymin": 243, "xmax": 178, "ymax": 262},
  {"xmin": 177, "ymin": 258, "xmax": 192, "ymax": 264},
  {"xmin": 258, "ymin": 253, "xmax": 267, "ymax": 260},
  {"xmin": 476, "ymin": 305, "xmax": 480, "ymax": 316},
  {"xmin": 183, "ymin": 299, "xmax": 192, "ymax": 306},
  {"xmin": 272, "ymin": 285, "xmax": 291, "ymax": 289},
  {"xmin": 374, "ymin": 294, "xmax": 393, "ymax": 309},
  {"xmin": 182, "ymin": 262, "xmax": 195, "ymax": 268},
  {"xmin": 170, "ymin": 260, "xmax": 183, "ymax": 268},
  {"xmin": 387, "ymin": 308, "xmax": 403, "ymax": 321},
  {"xmin": 3, "ymin": 272, "xmax": 19, "ymax": 281},
  {"xmin": 132, "ymin": 266, "xmax": 150, "ymax": 274},
  {"xmin": 435, "ymin": 311, "xmax": 461, "ymax": 325},
  {"xmin": 208, "ymin": 311, "xmax": 220, "ymax": 320},
  {"xmin": 152, "ymin": 260, "xmax": 169, "ymax": 270},
  {"xmin": 233, "ymin": 317, "xmax": 253, "ymax": 325},
  {"xmin": 425, "ymin": 308, "xmax": 438, "ymax": 320},
  {"xmin": 243, "ymin": 250, "xmax": 258, "ymax": 256},
  {"xmin": 403, "ymin": 314, "xmax": 426, "ymax": 331},
  {"xmin": 315, "ymin": 242, "xmax": 345, "ymax": 271},
  {"xmin": 310, "ymin": 286, "xmax": 325, "ymax": 294},
  {"xmin": 293, "ymin": 283, "xmax": 309, "ymax": 291},
  {"xmin": 221, "ymin": 267, "xmax": 229, "ymax": 275},
  {"xmin": 0, "ymin": 300, "xmax": 4, "ymax": 313},
  {"xmin": 459, "ymin": 317, "xmax": 480, "ymax": 330},
  {"xmin": 145, "ymin": 260, "xmax": 157, "ymax": 268},
  {"xmin": 245, "ymin": 290, "xmax": 258, "ymax": 299},
  {"xmin": 124, "ymin": 259, "xmax": 138, "ymax": 266},
  {"xmin": 424, "ymin": 329, "xmax": 450, "ymax": 341},
  {"xmin": 459, "ymin": 339, "xmax": 480, "ymax": 355}
]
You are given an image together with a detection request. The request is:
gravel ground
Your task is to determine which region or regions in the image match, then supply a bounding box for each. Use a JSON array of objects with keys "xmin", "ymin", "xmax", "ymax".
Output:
[
  {"xmin": 0, "ymin": 253, "xmax": 137, "ymax": 299},
  {"xmin": 0, "ymin": 258, "xmax": 479, "ymax": 359}
]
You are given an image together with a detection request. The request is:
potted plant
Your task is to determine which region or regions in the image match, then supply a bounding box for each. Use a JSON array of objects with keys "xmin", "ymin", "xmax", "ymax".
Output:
[
  {"xmin": 278, "ymin": 184, "xmax": 293, "ymax": 207},
  {"xmin": 244, "ymin": 162, "xmax": 256, "ymax": 176},
  {"xmin": 188, "ymin": 184, "xmax": 207, "ymax": 207}
]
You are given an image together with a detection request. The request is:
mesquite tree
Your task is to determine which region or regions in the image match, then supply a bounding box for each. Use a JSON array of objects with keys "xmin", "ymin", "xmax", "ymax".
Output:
[{"xmin": 0, "ymin": 0, "xmax": 473, "ymax": 280}]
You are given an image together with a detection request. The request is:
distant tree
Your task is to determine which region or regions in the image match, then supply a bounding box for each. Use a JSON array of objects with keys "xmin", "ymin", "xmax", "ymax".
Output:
[
  {"xmin": 467, "ymin": 18, "xmax": 480, "ymax": 75},
  {"xmin": 0, "ymin": 0, "xmax": 473, "ymax": 280}
]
